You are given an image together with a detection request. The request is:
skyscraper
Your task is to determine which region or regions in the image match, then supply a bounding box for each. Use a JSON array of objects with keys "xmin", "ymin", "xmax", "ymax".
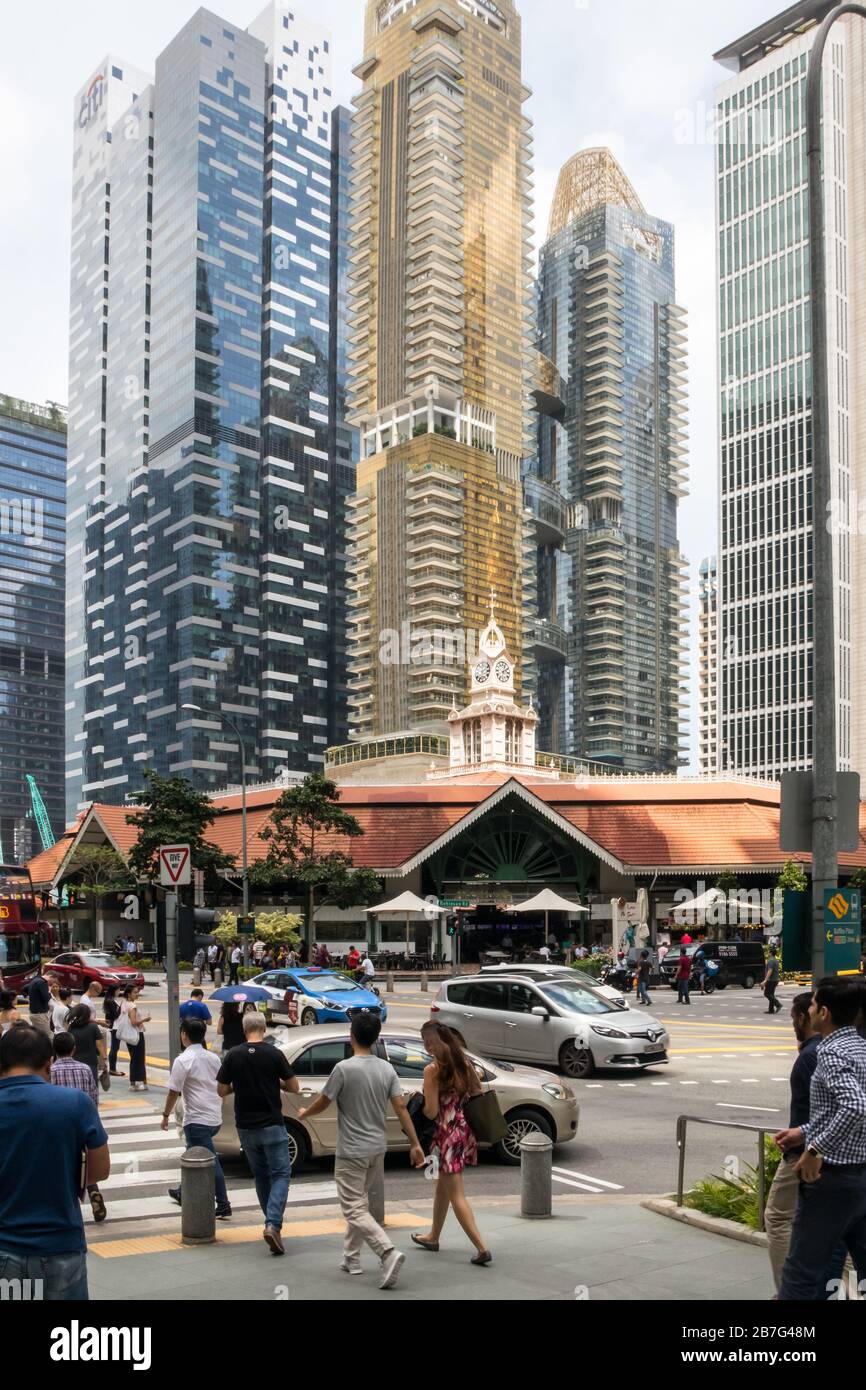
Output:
[
  {"xmin": 532, "ymin": 149, "xmax": 688, "ymax": 772},
  {"xmin": 714, "ymin": 2, "xmax": 866, "ymax": 779},
  {"xmin": 0, "ymin": 394, "xmax": 66, "ymax": 861},
  {"xmin": 345, "ymin": 0, "xmax": 533, "ymax": 741},
  {"xmin": 698, "ymin": 556, "xmax": 718, "ymax": 775},
  {"xmin": 66, "ymin": 3, "xmax": 352, "ymax": 819}
]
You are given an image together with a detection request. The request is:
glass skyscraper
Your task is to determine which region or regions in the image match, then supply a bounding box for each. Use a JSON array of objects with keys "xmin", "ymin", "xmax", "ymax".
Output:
[
  {"xmin": 531, "ymin": 149, "xmax": 688, "ymax": 772},
  {"xmin": 714, "ymin": 3, "xmax": 866, "ymax": 778},
  {"xmin": 0, "ymin": 395, "xmax": 66, "ymax": 861},
  {"xmin": 66, "ymin": 3, "xmax": 354, "ymax": 819}
]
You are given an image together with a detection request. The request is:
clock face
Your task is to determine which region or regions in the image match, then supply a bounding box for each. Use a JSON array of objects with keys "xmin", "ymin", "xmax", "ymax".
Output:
[
  {"xmin": 474, "ymin": 660, "xmax": 491, "ymax": 684},
  {"xmin": 494, "ymin": 659, "xmax": 511, "ymax": 685}
]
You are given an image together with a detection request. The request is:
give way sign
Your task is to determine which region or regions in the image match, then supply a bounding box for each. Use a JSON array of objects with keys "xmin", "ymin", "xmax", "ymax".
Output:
[{"xmin": 159, "ymin": 844, "xmax": 191, "ymax": 887}]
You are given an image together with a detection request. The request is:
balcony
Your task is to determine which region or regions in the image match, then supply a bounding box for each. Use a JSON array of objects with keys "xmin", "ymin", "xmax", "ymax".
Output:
[
  {"xmin": 526, "ymin": 617, "xmax": 568, "ymax": 664},
  {"xmin": 524, "ymin": 475, "xmax": 567, "ymax": 546}
]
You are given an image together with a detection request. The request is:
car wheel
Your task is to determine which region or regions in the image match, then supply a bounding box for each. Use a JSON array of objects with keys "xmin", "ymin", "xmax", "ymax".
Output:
[
  {"xmin": 559, "ymin": 1040, "xmax": 594, "ymax": 1079},
  {"xmin": 301, "ymin": 1007, "xmax": 318, "ymax": 1027},
  {"xmin": 742, "ymin": 973, "xmax": 756, "ymax": 989},
  {"xmin": 493, "ymin": 1108, "xmax": 555, "ymax": 1165},
  {"xmin": 284, "ymin": 1121, "xmax": 309, "ymax": 1174}
]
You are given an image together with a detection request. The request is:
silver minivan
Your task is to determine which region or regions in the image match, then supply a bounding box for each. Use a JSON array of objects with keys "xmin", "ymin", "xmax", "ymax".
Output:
[{"xmin": 431, "ymin": 973, "xmax": 668, "ymax": 1078}]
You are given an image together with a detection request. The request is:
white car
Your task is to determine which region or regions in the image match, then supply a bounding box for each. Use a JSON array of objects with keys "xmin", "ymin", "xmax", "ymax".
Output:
[{"xmin": 479, "ymin": 963, "xmax": 627, "ymax": 1009}]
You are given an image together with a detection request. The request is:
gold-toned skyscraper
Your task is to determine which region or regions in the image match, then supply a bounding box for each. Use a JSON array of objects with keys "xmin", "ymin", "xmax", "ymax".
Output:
[{"xmin": 346, "ymin": 0, "xmax": 532, "ymax": 740}]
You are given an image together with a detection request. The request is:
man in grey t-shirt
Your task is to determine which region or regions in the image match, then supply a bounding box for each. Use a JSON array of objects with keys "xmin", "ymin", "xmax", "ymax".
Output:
[
  {"xmin": 299, "ymin": 1014, "xmax": 424, "ymax": 1289},
  {"xmin": 763, "ymin": 946, "xmax": 782, "ymax": 1015}
]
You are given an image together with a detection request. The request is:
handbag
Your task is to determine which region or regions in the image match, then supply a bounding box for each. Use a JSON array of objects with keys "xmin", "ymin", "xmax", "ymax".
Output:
[
  {"xmin": 407, "ymin": 1091, "xmax": 436, "ymax": 1155},
  {"xmin": 99, "ymin": 1065, "xmax": 111, "ymax": 1092},
  {"xmin": 463, "ymin": 1088, "xmax": 507, "ymax": 1145},
  {"xmin": 114, "ymin": 1006, "xmax": 140, "ymax": 1047}
]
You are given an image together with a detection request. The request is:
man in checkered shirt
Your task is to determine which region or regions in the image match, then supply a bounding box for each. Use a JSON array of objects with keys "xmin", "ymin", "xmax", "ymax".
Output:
[
  {"xmin": 775, "ymin": 979, "xmax": 866, "ymax": 1300},
  {"xmin": 50, "ymin": 1032, "xmax": 107, "ymax": 1223}
]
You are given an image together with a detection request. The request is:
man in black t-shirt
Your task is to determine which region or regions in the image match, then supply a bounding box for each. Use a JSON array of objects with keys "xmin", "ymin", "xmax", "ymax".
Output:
[
  {"xmin": 217, "ymin": 1012, "xmax": 298, "ymax": 1255},
  {"xmin": 27, "ymin": 972, "xmax": 56, "ymax": 1038}
]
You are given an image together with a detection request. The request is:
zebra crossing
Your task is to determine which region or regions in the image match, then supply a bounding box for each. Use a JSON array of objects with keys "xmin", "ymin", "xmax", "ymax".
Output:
[{"xmin": 90, "ymin": 1101, "xmax": 339, "ymax": 1229}]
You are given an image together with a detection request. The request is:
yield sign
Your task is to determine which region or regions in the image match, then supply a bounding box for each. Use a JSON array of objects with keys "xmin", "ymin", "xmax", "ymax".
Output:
[{"xmin": 159, "ymin": 844, "xmax": 191, "ymax": 887}]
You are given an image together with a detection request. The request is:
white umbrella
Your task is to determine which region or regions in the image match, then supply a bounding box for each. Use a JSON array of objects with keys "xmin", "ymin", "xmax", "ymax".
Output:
[
  {"xmin": 510, "ymin": 888, "xmax": 589, "ymax": 944},
  {"xmin": 366, "ymin": 891, "xmax": 442, "ymax": 954}
]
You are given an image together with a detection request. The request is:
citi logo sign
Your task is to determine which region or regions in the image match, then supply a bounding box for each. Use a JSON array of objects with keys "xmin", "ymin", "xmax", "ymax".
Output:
[
  {"xmin": 50, "ymin": 1321, "xmax": 152, "ymax": 1371},
  {"xmin": 78, "ymin": 74, "xmax": 106, "ymax": 130}
]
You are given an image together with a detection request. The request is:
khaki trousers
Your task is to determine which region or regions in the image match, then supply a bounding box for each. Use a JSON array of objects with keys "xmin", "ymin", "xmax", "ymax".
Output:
[
  {"xmin": 28, "ymin": 1013, "xmax": 52, "ymax": 1038},
  {"xmin": 334, "ymin": 1154, "xmax": 391, "ymax": 1263},
  {"xmin": 765, "ymin": 1154, "xmax": 799, "ymax": 1291}
]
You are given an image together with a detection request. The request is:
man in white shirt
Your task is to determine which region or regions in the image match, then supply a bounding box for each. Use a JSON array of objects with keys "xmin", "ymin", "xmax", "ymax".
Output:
[
  {"xmin": 230, "ymin": 943, "xmax": 242, "ymax": 985},
  {"xmin": 162, "ymin": 1018, "xmax": 231, "ymax": 1218},
  {"xmin": 360, "ymin": 954, "xmax": 375, "ymax": 980},
  {"xmin": 80, "ymin": 980, "xmax": 103, "ymax": 1019},
  {"xmin": 538, "ymin": 944, "xmax": 551, "ymax": 961}
]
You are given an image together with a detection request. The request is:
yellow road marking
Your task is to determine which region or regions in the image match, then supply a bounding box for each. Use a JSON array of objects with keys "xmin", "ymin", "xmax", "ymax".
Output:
[
  {"xmin": 670, "ymin": 1045, "xmax": 793, "ymax": 1056},
  {"xmin": 90, "ymin": 1212, "xmax": 419, "ymax": 1258}
]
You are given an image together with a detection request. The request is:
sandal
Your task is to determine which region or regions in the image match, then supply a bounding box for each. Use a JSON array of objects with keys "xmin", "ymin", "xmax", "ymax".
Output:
[
  {"xmin": 89, "ymin": 1191, "xmax": 107, "ymax": 1223},
  {"xmin": 471, "ymin": 1249, "xmax": 492, "ymax": 1267},
  {"xmin": 411, "ymin": 1233, "xmax": 440, "ymax": 1252}
]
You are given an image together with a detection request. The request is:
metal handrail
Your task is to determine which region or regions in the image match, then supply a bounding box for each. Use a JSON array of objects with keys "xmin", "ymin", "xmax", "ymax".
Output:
[{"xmin": 676, "ymin": 1114, "xmax": 772, "ymax": 1232}]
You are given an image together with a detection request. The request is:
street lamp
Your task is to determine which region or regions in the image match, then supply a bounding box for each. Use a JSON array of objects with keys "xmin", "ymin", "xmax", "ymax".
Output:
[
  {"xmin": 181, "ymin": 703, "xmax": 250, "ymax": 925},
  {"xmin": 805, "ymin": 3, "xmax": 866, "ymax": 982}
]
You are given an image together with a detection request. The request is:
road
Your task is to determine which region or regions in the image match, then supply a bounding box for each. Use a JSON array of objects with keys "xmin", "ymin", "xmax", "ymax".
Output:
[{"xmin": 83, "ymin": 974, "xmax": 800, "ymax": 1237}]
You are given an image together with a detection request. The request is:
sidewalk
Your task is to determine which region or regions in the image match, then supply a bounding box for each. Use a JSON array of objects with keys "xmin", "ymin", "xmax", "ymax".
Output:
[{"xmin": 85, "ymin": 1195, "xmax": 776, "ymax": 1302}]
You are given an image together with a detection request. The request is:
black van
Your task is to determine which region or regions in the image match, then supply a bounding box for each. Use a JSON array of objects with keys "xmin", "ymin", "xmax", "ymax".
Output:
[{"xmin": 660, "ymin": 941, "xmax": 766, "ymax": 990}]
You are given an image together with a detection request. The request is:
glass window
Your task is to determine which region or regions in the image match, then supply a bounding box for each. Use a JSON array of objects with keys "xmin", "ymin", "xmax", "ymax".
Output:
[
  {"xmin": 383, "ymin": 1038, "xmax": 434, "ymax": 1077},
  {"xmin": 466, "ymin": 980, "xmax": 507, "ymax": 1010},
  {"xmin": 506, "ymin": 982, "xmax": 539, "ymax": 1014},
  {"xmin": 538, "ymin": 983, "xmax": 614, "ymax": 1016},
  {"xmin": 292, "ymin": 1041, "xmax": 352, "ymax": 1077}
]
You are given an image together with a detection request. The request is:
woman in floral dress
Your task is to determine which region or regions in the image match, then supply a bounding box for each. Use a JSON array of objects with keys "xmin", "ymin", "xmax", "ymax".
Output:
[{"xmin": 411, "ymin": 1021, "xmax": 491, "ymax": 1265}]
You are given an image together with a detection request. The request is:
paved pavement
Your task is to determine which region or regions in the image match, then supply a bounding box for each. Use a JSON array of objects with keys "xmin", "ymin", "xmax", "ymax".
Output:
[{"xmin": 84, "ymin": 1193, "xmax": 775, "ymax": 1302}]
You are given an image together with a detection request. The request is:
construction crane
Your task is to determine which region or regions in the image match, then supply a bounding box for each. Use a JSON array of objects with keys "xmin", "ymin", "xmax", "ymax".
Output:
[{"xmin": 26, "ymin": 775, "xmax": 56, "ymax": 852}]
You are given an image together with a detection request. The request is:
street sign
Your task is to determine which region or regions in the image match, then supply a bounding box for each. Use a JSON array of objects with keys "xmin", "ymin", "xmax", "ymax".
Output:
[
  {"xmin": 823, "ymin": 887, "xmax": 862, "ymax": 974},
  {"xmin": 159, "ymin": 844, "xmax": 191, "ymax": 887},
  {"xmin": 780, "ymin": 771, "xmax": 861, "ymax": 853},
  {"xmin": 440, "ymin": 899, "xmax": 470, "ymax": 908},
  {"xmin": 236, "ymin": 913, "xmax": 255, "ymax": 934}
]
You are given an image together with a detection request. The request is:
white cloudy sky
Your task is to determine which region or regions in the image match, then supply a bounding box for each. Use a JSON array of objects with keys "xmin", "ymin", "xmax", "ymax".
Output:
[{"xmin": 0, "ymin": 0, "xmax": 777, "ymax": 766}]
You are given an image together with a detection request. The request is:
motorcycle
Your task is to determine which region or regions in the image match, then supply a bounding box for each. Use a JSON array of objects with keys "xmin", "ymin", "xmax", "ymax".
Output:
[{"xmin": 601, "ymin": 962, "xmax": 634, "ymax": 993}]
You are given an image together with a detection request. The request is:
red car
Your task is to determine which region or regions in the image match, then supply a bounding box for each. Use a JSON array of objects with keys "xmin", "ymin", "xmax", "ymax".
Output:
[{"xmin": 45, "ymin": 951, "xmax": 145, "ymax": 994}]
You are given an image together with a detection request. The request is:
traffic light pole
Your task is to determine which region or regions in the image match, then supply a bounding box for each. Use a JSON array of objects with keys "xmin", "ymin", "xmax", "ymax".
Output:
[
  {"xmin": 805, "ymin": 4, "xmax": 866, "ymax": 984},
  {"xmin": 166, "ymin": 890, "xmax": 181, "ymax": 1064}
]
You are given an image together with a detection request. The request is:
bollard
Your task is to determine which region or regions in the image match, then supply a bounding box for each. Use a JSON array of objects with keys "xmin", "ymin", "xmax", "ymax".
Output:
[
  {"xmin": 420, "ymin": 971, "xmax": 428, "ymax": 993},
  {"xmin": 180, "ymin": 1146, "xmax": 216, "ymax": 1245},
  {"xmin": 369, "ymin": 1159, "xmax": 386, "ymax": 1226},
  {"xmin": 213, "ymin": 967, "xmax": 223, "ymax": 987},
  {"xmin": 192, "ymin": 967, "xmax": 202, "ymax": 986},
  {"xmin": 520, "ymin": 1132, "xmax": 553, "ymax": 1219},
  {"xmin": 386, "ymin": 971, "xmax": 395, "ymax": 994}
]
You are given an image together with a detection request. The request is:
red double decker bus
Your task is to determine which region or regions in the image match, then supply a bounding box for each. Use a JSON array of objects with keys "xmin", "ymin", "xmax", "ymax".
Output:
[{"xmin": 0, "ymin": 863, "xmax": 41, "ymax": 995}]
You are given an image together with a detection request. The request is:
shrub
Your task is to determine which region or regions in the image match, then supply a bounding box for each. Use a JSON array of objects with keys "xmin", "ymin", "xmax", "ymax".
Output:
[
  {"xmin": 683, "ymin": 1137, "xmax": 783, "ymax": 1230},
  {"xmin": 571, "ymin": 954, "xmax": 607, "ymax": 979}
]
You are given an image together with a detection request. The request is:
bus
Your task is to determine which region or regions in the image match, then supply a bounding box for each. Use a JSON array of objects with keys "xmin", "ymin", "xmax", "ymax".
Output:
[{"xmin": 0, "ymin": 863, "xmax": 41, "ymax": 996}]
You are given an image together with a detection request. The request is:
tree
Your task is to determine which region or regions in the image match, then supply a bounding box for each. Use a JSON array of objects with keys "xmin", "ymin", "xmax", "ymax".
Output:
[
  {"xmin": 257, "ymin": 773, "xmax": 375, "ymax": 943},
  {"xmin": 65, "ymin": 845, "xmax": 135, "ymax": 946},
  {"xmin": 213, "ymin": 909, "xmax": 301, "ymax": 953},
  {"xmin": 714, "ymin": 869, "xmax": 741, "ymax": 895},
  {"xmin": 126, "ymin": 771, "xmax": 236, "ymax": 885},
  {"xmin": 777, "ymin": 860, "xmax": 808, "ymax": 894}
]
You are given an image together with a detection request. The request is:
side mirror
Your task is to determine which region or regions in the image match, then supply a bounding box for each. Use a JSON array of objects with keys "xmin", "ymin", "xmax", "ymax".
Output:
[{"xmin": 531, "ymin": 1006, "xmax": 550, "ymax": 1020}]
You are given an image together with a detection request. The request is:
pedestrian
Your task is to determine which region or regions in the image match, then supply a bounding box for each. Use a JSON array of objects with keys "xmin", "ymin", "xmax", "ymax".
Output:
[
  {"xmin": 0, "ymin": 1025, "xmax": 109, "ymax": 1301},
  {"xmin": 675, "ymin": 947, "xmax": 691, "ymax": 1005},
  {"xmin": 217, "ymin": 1001, "xmax": 245, "ymax": 1052},
  {"xmin": 762, "ymin": 945, "xmax": 783, "ymax": 1014},
  {"xmin": 636, "ymin": 950, "xmax": 652, "ymax": 1006},
  {"xmin": 0, "ymin": 989, "xmax": 23, "ymax": 1034},
  {"xmin": 693, "ymin": 948, "xmax": 708, "ymax": 996},
  {"xmin": 103, "ymin": 986, "xmax": 124, "ymax": 1076},
  {"xmin": 27, "ymin": 971, "xmax": 54, "ymax": 1037},
  {"xmin": 49, "ymin": 979, "xmax": 70, "ymax": 1033},
  {"xmin": 179, "ymin": 987, "xmax": 213, "ymax": 1032},
  {"xmin": 776, "ymin": 979, "xmax": 866, "ymax": 1300},
  {"xmin": 213, "ymin": 942, "xmax": 226, "ymax": 978},
  {"xmin": 298, "ymin": 1013, "xmax": 424, "ymax": 1287},
  {"xmin": 65, "ymin": 1004, "xmax": 108, "ymax": 1091},
  {"xmin": 410, "ymin": 1020, "xmax": 491, "ymax": 1265},
  {"xmin": 360, "ymin": 950, "xmax": 375, "ymax": 982},
  {"xmin": 252, "ymin": 939, "xmax": 265, "ymax": 967},
  {"xmin": 193, "ymin": 945, "xmax": 206, "ymax": 977},
  {"xmin": 229, "ymin": 942, "xmax": 242, "ymax": 985},
  {"xmin": 80, "ymin": 980, "xmax": 103, "ymax": 1020},
  {"xmin": 207, "ymin": 943, "xmax": 218, "ymax": 981},
  {"xmin": 657, "ymin": 940, "xmax": 669, "ymax": 968},
  {"xmin": 261, "ymin": 947, "xmax": 274, "ymax": 972},
  {"xmin": 50, "ymin": 1031, "xmax": 107, "ymax": 1223},
  {"xmin": 163, "ymin": 1018, "xmax": 232, "ymax": 1219},
  {"xmin": 116, "ymin": 984, "xmax": 151, "ymax": 1090},
  {"xmin": 216, "ymin": 1011, "xmax": 298, "ymax": 1254}
]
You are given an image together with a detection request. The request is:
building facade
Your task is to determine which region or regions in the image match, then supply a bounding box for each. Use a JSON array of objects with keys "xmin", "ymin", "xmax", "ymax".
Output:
[
  {"xmin": 714, "ymin": 2, "xmax": 866, "ymax": 778},
  {"xmin": 65, "ymin": 3, "xmax": 354, "ymax": 820},
  {"xmin": 0, "ymin": 395, "xmax": 67, "ymax": 861},
  {"xmin": 698, "ymin": 556, "xmax": 718, "ymax": 775},
  {"xmin": 531, "ymin": 148, "xmax": 688, "ymax": 772},
  {"xmin": 345, "ymin": 0, "xmax": 533, "ymax": 741}
]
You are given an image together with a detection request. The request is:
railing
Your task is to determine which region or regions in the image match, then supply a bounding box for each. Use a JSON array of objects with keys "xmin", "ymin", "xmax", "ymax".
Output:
[{"xmin": 676, "ymin": 1113, "xmax": 771, "ymax": 1232}]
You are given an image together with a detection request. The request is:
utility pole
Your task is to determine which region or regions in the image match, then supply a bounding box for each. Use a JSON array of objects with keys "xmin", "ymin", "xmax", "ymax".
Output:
[
  {"xmin": 166, "ymin": 890, "xmax": 181, "ymax": 1064},
  {"xmin": 805, "ymin": 3, "xmax": 866, "ymax": 983}
]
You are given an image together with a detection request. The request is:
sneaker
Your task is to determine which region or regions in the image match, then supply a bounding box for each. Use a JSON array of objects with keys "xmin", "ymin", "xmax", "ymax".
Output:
[
  {"xmin": 215, "ymin": 1204, "xmax": 233, "ymax": 1220},
  {"xmin": 340, "ymin": 1258, "xmax": 363, "ymax": 1276},
  {"xmin": 168, "ymin": 1187, "xmax": 182, "ymax": 1207},
  {"xmin": 378, "ymin": 1248, "xmax": 405, "ymax": 1290}
]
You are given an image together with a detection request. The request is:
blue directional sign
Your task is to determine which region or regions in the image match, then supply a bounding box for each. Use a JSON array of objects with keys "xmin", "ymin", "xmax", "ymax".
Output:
[{"xmin": 823, "ymin": 888, "xmax": 862, "ymax": 974}]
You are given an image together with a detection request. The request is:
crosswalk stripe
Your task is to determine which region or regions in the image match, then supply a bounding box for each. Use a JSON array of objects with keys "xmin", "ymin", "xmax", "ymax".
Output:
[
  {"xmin": 554, "ymin": 1167, "xmax": 623, "ymax": 1191},
  {"xmin": 84, "ymin": 1180, "xmax": 341, "ymax": 1224},
  {"xmin": 89, "ymin": 1213, "xmax": 421, "ymax": 1258},
  {"xmin": 552, "ymin": 1174, "xmax": 605, "ymax": 1193}
]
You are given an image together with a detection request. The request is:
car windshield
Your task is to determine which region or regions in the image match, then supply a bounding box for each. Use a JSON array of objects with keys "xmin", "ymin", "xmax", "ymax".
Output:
[
  {"xmin": 301, "ymin": 974, "xmax": 359, "ymax": 995},
  {"xmin": 539, "ymin": 982, "xmax": 615, "ymax": 1016},
  {"xmin": 81, "ymin": 953, "xmax": 116, "ymax": 966}
]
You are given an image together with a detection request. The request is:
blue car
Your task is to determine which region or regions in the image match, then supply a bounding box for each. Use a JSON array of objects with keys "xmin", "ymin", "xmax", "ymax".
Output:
[{"xmin": 250, "ymin": 967, "xmax": 388, "ymax": 1027}]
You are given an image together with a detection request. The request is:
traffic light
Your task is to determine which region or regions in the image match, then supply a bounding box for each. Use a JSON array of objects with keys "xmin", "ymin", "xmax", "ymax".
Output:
[
  {"xmin": 157, "ymin": 904, "xmax": 217, "ymax": 960},
  {"xmin": 446, "ymin": 917, "xmax": 459, "ymax": 938}
]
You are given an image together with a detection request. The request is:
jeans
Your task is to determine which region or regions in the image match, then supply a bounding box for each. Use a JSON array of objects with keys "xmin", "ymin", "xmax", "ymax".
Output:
[
  {"xmin": 765, "ymin": 981, "xmax": 780, "ymax": 1012},
  {"xmin": 778, "ymin": 1162, "xmax": 866, "ymax": 1300},
  {"xmin": 0, "ymin": 1249, "xmax": 88, "ymax": 1302},
  {"xmin": 184, "ymin": 1123, "xmax": 229, "ymax": 1209},
  {"xmin": 108, "ymin": 1029, "xmax": 121, "ymax": 1071},
  {"xmin": 636, "ymin": 979, "xmax": 651, "ymax": 1005},
  {"xmin": 238, "ymin": 1124, "xmax": 292, "ymax": 1231},
  {"xmin": 677, "ymin": 978, "xmax": 690, "ymax": 1004},
  {"xmin": 230, "ymin": 962, "xmax": 239, "ymax": 984}
]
